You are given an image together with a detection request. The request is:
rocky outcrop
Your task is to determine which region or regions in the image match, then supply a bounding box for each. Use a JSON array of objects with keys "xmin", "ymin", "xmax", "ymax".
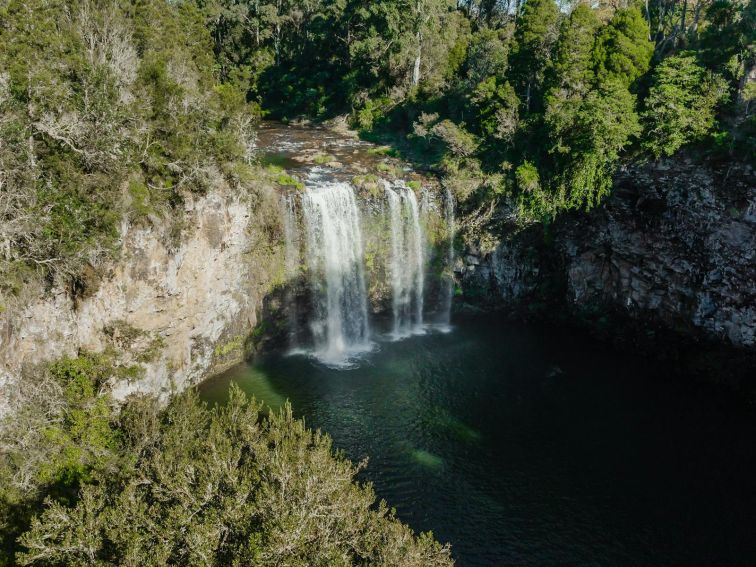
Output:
[
  {"xmin": 0, "ymin": 181, "xmax": 283, "ymax": 415},
  {"xmin": 463, "ymin": 158, "xmax": 755, "ymax": 370},
  {"xmin": 558, "ymin": 161, "xmax": 755, "ymax": 349}
]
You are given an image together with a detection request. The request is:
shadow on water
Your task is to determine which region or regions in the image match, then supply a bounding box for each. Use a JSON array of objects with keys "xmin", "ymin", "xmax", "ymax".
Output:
[{"xmin": 199, "ymin": 314, "xmax": 756, "ymax": 566}]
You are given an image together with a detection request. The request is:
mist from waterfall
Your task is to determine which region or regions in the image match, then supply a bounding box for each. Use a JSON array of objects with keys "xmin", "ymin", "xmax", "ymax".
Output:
[
  {"xmin": 384, "ymin": 181, "xmax": 425, "ymax": 338},
  {"xmin": 302, "ymin": 181, "xmax": 370, "ymax": 366},
  {"xmin": 439, "ymin": 186, "xmax": 455, "ymax": 331}
]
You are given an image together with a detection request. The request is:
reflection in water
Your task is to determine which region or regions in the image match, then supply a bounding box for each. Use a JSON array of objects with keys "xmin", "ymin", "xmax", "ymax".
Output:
[{"xmin": 201, "ymin": 316, "xmax": 756, "ymax": 566}]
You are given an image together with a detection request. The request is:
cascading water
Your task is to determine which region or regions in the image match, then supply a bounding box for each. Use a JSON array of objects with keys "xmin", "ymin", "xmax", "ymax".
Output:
[
  {"xmin": 302, "ymin": 181, "xmax": 371, "ymax": 365},
  {"xmin": 439, "ymin": 186, "xmax": 455, "ymax": 331},
  {"xmin": 281, "ymin": 194, "xmax": 300, "ymax": 348},
  {"xmin": 384, "ymin": 181, "xmax": 425, "ymax": 338}
]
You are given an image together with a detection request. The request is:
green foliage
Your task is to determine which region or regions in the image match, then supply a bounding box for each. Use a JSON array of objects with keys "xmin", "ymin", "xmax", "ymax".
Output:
[
  {"xmin": 357, "ymin": 97, "xmax": 394, "ymax": 131},
  {"xmin": 544, "ymin": 5, "xmax": 601, "ymax": 155},
  {"xmin": 461, "ymin": 28, "xmax": 513, "ymax": 90},
  {"xmin": 0, "ymin": 0, "xmax": 259, "ymax": 293},
  {"xmin": 511, "ymin": 0, "xmax": 560, "ymax": 112},
  {"xmin": 0, "ymin": 352, "xmax": 132, "ymax": 563},
  {"xmin": 555, "ymin": 80, "xmax": 642, "ymax": 209},
  {"xmin": 549, "ymin": 5, "xmax": 601, "ymax": 98},
  {"xmin": 471, "ymin": 78, "xmax": 520, "ymax": 142},
  {"xmin": 5, "ymin": 385, "xmax": 453, "ymax": 566},
  {"xmin": 515, "ymin": 160, "xmax": 554, "ymax": 221},
  {"xmin": 697, "ymin": 0, "xmax": 755, "ymax": 83},
  {"xmin": 429, "ymin": 120, "xmax": 480, "ymax": 158},
  {"xmin": 275, "ymin": 173, "xmax": 304, "ymax": 190},
  {"xmin": 39, "ymin": 355, "xmax": 122, "ymax": 490},
  {"xmin": 593, "ymin": 7, "xmax": 654, "ymax": 88},
  {"xmin": 643, "ymin": 54, "xmax": 729, "ymax": 157}
]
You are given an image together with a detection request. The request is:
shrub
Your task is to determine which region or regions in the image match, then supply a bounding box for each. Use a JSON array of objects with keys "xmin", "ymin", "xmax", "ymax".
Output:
[{"xmin": 10, "ymin": 387, "xmax": 454, "ymax": 566}]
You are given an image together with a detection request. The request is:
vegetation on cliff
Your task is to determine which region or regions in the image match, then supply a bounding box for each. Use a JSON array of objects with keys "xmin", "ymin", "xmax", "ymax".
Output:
[
  {"xmin": 0, "ymin": 357, "xmax": 452, "ymax": 566},
  {"xmin": 0, "ymin": 0, "xmax": 260, "ymax": 298}
]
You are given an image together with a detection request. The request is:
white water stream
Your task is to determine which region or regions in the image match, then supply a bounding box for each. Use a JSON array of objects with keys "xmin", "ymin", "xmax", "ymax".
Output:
[
  {"xmin": 384, "ymin": 181, "xmax": 425, "ymax": 338},
  {"xmin": 302, "ymin": 181, "xmax": 371, "ymax": 366}
]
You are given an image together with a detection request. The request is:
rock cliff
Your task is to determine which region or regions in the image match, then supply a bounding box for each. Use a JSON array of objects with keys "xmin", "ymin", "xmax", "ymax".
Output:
[
  {"xmin": 463, "ymin": 158, "xmax": 755, "ymax": 379},
  {"xmin": 0, "ymin": 181, "xmax": 283, "ymax": 415}
]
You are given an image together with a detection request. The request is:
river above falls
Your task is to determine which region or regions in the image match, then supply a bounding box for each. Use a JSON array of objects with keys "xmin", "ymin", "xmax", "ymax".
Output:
[{"xmin": 199, "ymin": 315, "xmax": 756, "ymax": 566}]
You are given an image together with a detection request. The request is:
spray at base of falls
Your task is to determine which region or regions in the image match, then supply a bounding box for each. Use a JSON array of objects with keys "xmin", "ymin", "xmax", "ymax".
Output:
[
  {"xmin": 384, "ymin": 181, "xmax": 425, "ymax": 338},
  {"xmin": 281, "ymin": 172, "xmax": 453, "ymax": 367},
  {"xmin": 302, "ymin": 181, "xmax": 371, "ymax": 366}
]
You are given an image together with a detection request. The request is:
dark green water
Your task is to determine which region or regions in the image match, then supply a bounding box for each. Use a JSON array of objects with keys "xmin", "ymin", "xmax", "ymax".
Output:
[{"xmin": 199, "ymin": 316, "xmax": 756, "ymax": 566}]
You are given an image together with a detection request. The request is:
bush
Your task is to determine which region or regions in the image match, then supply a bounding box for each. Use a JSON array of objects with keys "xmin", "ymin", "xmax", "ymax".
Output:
[
  {"xmin": 516, "ymin": 160, "xmax": 557, "ymax": 221},
  {"xmin": 6, "ymin": 385, "xmax": 453, "ymax": 566}
]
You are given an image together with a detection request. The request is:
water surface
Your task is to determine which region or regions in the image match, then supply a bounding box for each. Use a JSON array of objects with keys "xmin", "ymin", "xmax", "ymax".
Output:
[{"xmin": 200, "ymin": 316, "xmax": 756, "ymax": 566}]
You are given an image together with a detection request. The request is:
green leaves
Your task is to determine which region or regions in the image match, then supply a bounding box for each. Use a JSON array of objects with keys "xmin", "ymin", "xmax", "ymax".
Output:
[
  {"xmin": 471, "ymin": 77, "xmax": 519, "ymax": 141},
  {"xmin": 511, "ymin": 0, "xmax": 560, "ymax": 112},
  {"xmin": 593, "ymin": 7, "xmax": 654, "ymax": 89},
  {"xmin": 642, "ymin": 54, "xmax": 729, "ymax": 158},
  {"xmin": 10, "ymin": 386, "xmax": 453, "ymax": 566}
]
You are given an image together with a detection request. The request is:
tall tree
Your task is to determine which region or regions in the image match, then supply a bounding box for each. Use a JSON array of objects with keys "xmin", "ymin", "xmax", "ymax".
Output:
[
  {"xmin": 642, "ymin": 54, "xmax": 728, "ymax": 157},
  {"xmin": 593, "ymin": 6, "xmax": 654, "ymax": 88},
  {"xmin": 544, "ymin": 4, "xmax": 601, "ymax": 154},
  {"xmin": 510, "ymin": 0, "xmax": 560, "ymax": 112}
]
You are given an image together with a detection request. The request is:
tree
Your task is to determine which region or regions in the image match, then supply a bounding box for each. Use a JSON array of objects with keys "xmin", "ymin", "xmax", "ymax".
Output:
[
  {"xmin": 12, "ymin": 387, "xmax": 454, "ymax": 566},
  {"xmin": 561, "ymin": 79, "xmax": 642, "ymax": 208},
  {"xmin": 510, "ymin": 0, "xmax": 560, "ymax": 112},
  {"xmin": 642, "ymin": 54, "xmax": 728, "ymax": 157},
  {"xmin": 593, "ymin": 6, "xmax": 654, "ymax": 88},
  {"xmin": 543, "ymin": 4, "xmax": 601, "ymax": 154},
  {"xmin": 471, "ymin": 77, "xmax": 520, "ymax": 141},
  {"xmin": 459, "ymin": 27, "xmax": 513, "ymax": 91},
  {"xmin": 349, "ymin": 0, "xmax": 455, "ymax": 95}
]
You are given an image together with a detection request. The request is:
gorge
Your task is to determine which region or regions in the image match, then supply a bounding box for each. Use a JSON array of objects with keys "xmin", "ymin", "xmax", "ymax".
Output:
[
  {"xmin": 1, "ymin": 0, "xmax": 754, "ymax": 562},
  {"xmin": 1, "ymin": 124, "xmax": 754, "ymax": 567}
]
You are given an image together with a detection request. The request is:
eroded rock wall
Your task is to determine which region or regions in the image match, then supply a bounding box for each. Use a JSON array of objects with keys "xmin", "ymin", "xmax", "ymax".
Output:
[
  {"xmin": 0, "ymin": 182, "xmax": 283, "ymax": 414},
  {"xmin": 463, "ymin": 159, "xmax": 755, "ymax": 354}
]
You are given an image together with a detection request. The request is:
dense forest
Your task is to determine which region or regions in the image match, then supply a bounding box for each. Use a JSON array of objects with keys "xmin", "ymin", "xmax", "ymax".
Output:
[
  {"xmin": 1, "ymin": 0, "xmax": 753, "ymax": 292},
  {"xmin": 199, "ymin": 0, "xmax": 753, "ymax": 217},
  {"xmin": 0, "ymin": 0, "xmax": 753, "ymax": 564}
]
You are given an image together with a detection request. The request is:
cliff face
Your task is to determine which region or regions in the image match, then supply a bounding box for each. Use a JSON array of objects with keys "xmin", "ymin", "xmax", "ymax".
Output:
[
  {"xmin": 463, "ymin": 159, "xmax": 755, "ymax": 367},
  {"xmin": 0, "ymin": 182, "xmax": 283, "ymax": 414},
  {"xmin": 559, "ymin": 161, "xmax": 755, "ymax": 349}
]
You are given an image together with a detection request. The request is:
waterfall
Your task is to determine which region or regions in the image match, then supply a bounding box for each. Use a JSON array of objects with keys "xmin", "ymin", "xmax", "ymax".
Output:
[
  {"xmin": 302, "ymin": 181, "xmax": 370, "ymax": 365},
  {"xmin": 281, "ymin": 194, "xmax": 300, "ymax": 348},
  {"xmin": 439, "ymin": 186, "xmax": 455, "ymax": 331},
  {"xmin": 384, "ymin": 181, "xmax": 425, "ymax": 338}
]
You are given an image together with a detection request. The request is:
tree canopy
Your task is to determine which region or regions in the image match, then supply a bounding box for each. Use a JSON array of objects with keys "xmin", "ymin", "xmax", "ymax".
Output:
[{"xmin": 185, "ymin": 0, "xmax": 751, "ymax": 219}]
